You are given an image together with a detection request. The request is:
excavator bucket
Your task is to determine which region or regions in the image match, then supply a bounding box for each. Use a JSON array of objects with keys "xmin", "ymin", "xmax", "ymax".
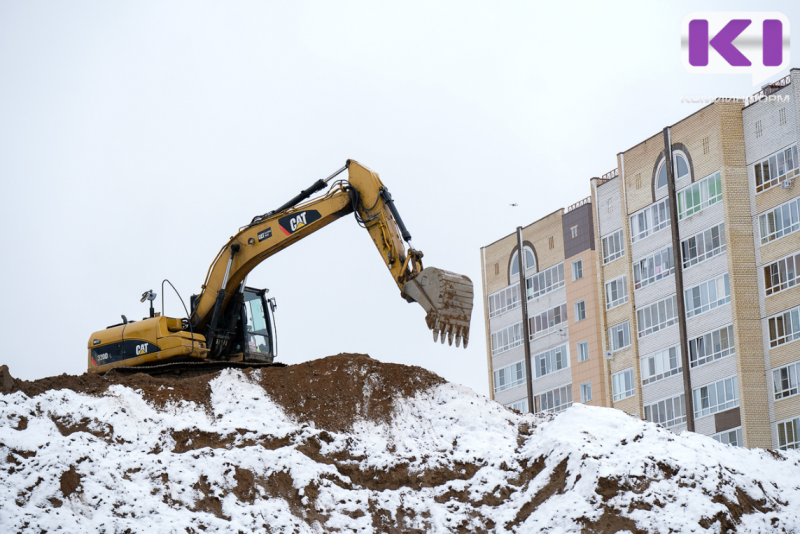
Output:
[{"xmin": 403, "ymin": 267, "xmax": 474, "ymax": 348}]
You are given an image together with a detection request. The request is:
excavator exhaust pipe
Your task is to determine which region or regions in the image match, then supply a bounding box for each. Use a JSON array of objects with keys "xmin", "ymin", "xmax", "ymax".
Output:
[{"xmin": 402, "ymin": 267, "xmax": 474, "ymax": 349}]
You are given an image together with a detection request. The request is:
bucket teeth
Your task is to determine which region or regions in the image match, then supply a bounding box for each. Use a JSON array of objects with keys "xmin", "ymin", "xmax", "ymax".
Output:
[{"xmin": 403, "ymin": 266, "xmax": 474, "ymax": 350}]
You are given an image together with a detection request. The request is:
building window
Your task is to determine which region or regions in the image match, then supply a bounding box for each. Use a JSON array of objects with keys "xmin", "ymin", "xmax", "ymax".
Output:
[
  {"xmin": 602, "ymin": 229, "xmax": 624, "ymax": 263},
  {"xmin": 605, "ymin": 275, "xmax": 628, "ymax": 310},
  {"xmin": 493, "ymin": 360, "xmax": 526, "ymax": 393},
  {"xmin": 580, "ymin": 382, "xmax": 592, "ymax": 403},
  {"xmin": 773, "ymin": 361, "xmax": 800, "ymax": 400},
  {"xmin": 526, "ymin": 263, "xmax": 565, "ymax": 300},
  {"xmin": 640, "ymin": 345, "xmax": 682, "ymax": 385},
  {"xmin": 755, "ymin": 144, "xmax": 798, "ymax": 193},
  {"xmin": 755, "ymin": 120, "xmax": 763, "ymax": 138},
  {"xmin": 689, "ymin": 325, "xmax": 735, "ymax": 368},
  {"xmin": 488, "ymin": 284, "xmax": 521, "ymax": 318},
  {"xmin": 529, "ymin": 303, "xmax": 568, "ymax": 340},
  {"xmin": 682, "ymin": 223, "xmax": 726, "ymax": 269},
  {"xmin": 703, "ymin": 136, "xmax": 710, "ymax": 155},
  {"xmin": 769, "ymin": 305, "xmax": 800, "ymax": 348},
  {"xmin": 693, "ymin": 376, "xmax": 739, "ymax": 418},
  {"xmin": 764, "ymin": 251, "xmax": 800, "ymax": 296},
  {"xmin": 571, "ymin": 259, "xmax": 583, "ymax": 281},
  {"xmin": 510, "ymin": 247, "xmax": 536, "ymax": 278},
  {"xmin": 633, "ymin": 246, "xmax": 674, "ymax": 289},
  {"xmin": 636, "ymin": 295, "xmax": 678, "ymax": 337},
  {"xmin": 570, "ymin": 226, "xmax": 578, "ymax": 238},
  {"xmin": 574, "ymin": 300, "xmax": 586, "ymax": 321},
  {"xmin": 612, "ymin": 368, "xmax": 635, "ymax": 402},
  {"xmin": 549, "ymin": 236, "xmax": 555, "ymax": 249},
  {"xmin": 655, "ymin": 153, "xmax": 690, "ymax": 191},
  {"xmin": 759, "ymin": 197, "xmax": 800, "ymax": 244},
  {"xmin": 778, "ymin": 417, "xmax": 800, "ymax": 450},
  {"xmin": 712, "ymin": 427, "xmax": 743, "ymax": 447},
  {"xmin": 577, "ymin": 341, "xmax": 589, "ymax": 362},
  {"xmin": 505, "ymin": 399, "xmax": 528, "ymax": 412},
  {"xmin": 536, "ymin": 384, "xmax": 573, "ymax": 414},
  {"xmin": 630, "ymin": 198, "xmax": 670, "ymax": 243},
  {"xmin": 645, "ymin": 394, "xmax": 686, "ymax": 428},
  {"xmin": 490, "ymin": 323, "xmax": 524, "ymax": 356},
  {"xmin": 677, "ymin": 171, "xmax": 722, "ymax": 220},
  {"xmin": 685, "ymin": 273, "xmax": 730, "ymax": 318},
  {"xmin": 608, "ymin": 322, "xmax": 631, "ymax": 352},
  {"xmin": 535, "ymin": 344, "xmax": 570, "ymax": 378},
  {"xmin": 780, "ymin": 107, "xmax": 787, "ymax": 125}
]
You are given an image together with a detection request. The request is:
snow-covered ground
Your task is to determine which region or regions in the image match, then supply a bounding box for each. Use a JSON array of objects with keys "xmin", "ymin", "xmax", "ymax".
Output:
[{"xmin": 2, "ymin": 367, "xmax": 800, "ymax": 533}]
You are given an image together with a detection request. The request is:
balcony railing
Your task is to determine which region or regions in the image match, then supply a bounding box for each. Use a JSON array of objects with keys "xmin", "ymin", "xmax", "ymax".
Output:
[
  {"xmin": 566, "ymin": 196, "xmax": 591, "ymax": 213},
  {"xmin": 745, "ymin": 75, "xmax": 791, "ymax": 107}
]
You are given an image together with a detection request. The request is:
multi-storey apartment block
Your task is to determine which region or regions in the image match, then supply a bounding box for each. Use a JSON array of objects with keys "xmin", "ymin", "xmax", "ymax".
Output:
[{"xmin": 481, "ymin": 69, "xmax": 800, "ymax": 451}]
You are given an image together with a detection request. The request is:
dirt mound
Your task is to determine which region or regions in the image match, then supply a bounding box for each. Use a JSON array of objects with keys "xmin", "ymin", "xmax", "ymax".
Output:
[
  {"xmin": 2, "ymin": 355, "xmax": 799, "ymax": 533},
  {"xmin": 3, "ymin": 353, "xmax": 444, "ymax": 432}
]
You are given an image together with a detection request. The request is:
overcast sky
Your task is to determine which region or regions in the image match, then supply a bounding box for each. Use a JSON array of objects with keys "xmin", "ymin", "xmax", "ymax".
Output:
[{"xmin": 1, "ymin": 1, "xmax": 797, "ymax": 395}]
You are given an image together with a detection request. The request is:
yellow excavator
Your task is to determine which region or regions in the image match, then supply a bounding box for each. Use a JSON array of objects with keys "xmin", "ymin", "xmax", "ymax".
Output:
[{"xmin": 87, "ymin": 160, "xmax": 474, "ymax": 374}]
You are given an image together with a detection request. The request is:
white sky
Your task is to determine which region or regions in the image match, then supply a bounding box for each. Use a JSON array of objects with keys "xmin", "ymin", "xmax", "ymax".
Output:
[{"xmin": 1, "ymin": 1, "xmax": 797, "ymax": 394}]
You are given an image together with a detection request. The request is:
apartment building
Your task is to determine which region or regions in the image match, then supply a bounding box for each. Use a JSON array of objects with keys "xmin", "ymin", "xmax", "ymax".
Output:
[
  {"xmin": 480, "ymin": 69, "xmax": 800, "ymax": 451},
  {"xmin": 479, "ymin": 201, "xmax": 606, "ymax": 415}
]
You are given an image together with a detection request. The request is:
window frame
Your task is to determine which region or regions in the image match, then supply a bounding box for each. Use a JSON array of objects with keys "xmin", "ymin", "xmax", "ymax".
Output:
[
  {"xmin": 677, "ymin": 171, "xmax": 722, "ymax": 220},
  {"xmin": 608, "ymin": 321, "xmax": 631, "ymax": 352},
  {"xmin": 490, "ymin": 322, "xmax": 524, "ymax": 356},
  {"xmin": 778, "ymin": 417, "xmax": 800, "ymax": 450},
  {"xmin": 505, "ymin": 398, "xmax": 528, "ymax": 412},
  {"xmin": 535, "ymin": 384, "xmax": 573, "ymax": 414},
  {"xmin": 759, "ymin": 197, "xmax": 800, "ymax": 245},
  {"xmin": 711, "ymin": 427, "xmax": 743, "ymax": 447},
  {"xmin": 493, "ymin": 360, "xmax": 526, "ymax": 394},
  {"xmin": 580, "ymin": 382, "xmax": 592, "ymax": 403},
  {"xmin": 773, "ymin": 361, "xmax": 800, "ymax": 400},
  {"xmin": 640, "ymin": 345, "xmax": 682, "ymax": 385},
  {"xmin": 636, "ymin": 295, "xmax": 678, "ymax": 338},
  {"xmin": 577, "ymin": 341, "xmax": 589, "ymax": 362},
  {"xmin": 488, "ymin": 283, "xmax": 521, "ymax": 318},
  {"xmin": 754, "ymin": 144, "xmax": 798, "ymax": 193},
  {"xmin": 601, "ymin": 229, "xmax": 625, "ymax": 264},
  {"xmin": 764, "ymin": 250, "xmax": 800, "ymax": 297},
  {"xmin": 612, "ymin": 368, "xmax": 635, "ymax": 402},
  {"xmin": 526, "ymin": 263, "xmax": 565, "ymax": 300},
  {"xmin": 693, "ymin": 375, "xmax": 739, "ymax": 419},
  {"xmin": 681, "ymin": 223, "xmax": 726, "ymax": 270},
  {"xmin": 605, "ymin": 275, "xmax": 628, "ymax": 310},
  {"xmin": 574, "ymin": 300, "xmax": 586, "ymax": 322},
  {"xmin": 510, "ymin": 247, "xmax": 536, "ymax": 279},
  {"xmin": 684, "ymin": 273, "xmax": 731, "ymax": 319},
  {"xmin": 644, "ymin": 393, "xmax": 686, "ymax": 428},
  {"xmin": 689, "ymin": 324, "xmax": 735, "ymax": 368},
  {"xmin": 534, "ymin": 344, "xmax": 570, "ymax": 379},
  {"xmin": 630, "ymin": 198, "xmax": 671, "ymax": 243},
  {"xmin": 571, "ymin": 259, "xmax": 583, "ymax": 281},
  {"xmin": 529, "ymin": 303, "xmax": 568, "ymax": 340},
  {"xmin": 768, "ymin": 305, "xmax": 800, "ymax": 348},
  {"xmin": 633, "ymin": 246, "xmax": 675, "ymax": 290}
]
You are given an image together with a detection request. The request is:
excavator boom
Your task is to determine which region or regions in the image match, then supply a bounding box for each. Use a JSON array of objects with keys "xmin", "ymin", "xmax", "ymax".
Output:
[{"xmin": 87, "ymin": 160, "xmax": 474, "ymax": 374}]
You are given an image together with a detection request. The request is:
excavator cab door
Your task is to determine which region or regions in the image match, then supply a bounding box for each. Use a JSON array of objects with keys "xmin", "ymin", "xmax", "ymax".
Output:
[{"xmin": 241, "ymin": 287, "xmax": 274, "ymax": 363}]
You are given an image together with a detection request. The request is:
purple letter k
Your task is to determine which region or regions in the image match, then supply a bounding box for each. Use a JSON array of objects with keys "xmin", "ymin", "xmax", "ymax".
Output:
[{"xmin": 710, "ymin": 19, "xmax": 752, "ymax": 66}]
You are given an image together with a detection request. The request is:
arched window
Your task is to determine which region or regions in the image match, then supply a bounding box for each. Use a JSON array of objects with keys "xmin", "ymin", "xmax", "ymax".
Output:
[
  {"xmin": 510, "ymin": 247, "xmax": 536, "ymax": 278},
  {"xmin": 656, "ymin": 152, "xmax": 691, "ymax": 190}
]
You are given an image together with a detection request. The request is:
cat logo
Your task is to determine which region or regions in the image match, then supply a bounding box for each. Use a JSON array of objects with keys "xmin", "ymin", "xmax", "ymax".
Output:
[
  {"xmin": 136, "ymin": 343, "xmax": 149, "ymax": 355},
  {"xmin": 278, "ymin": 210, "xmax": 322, "ymax": 236},
  {"xmin": 290, "ymin": 212, "xmax": 308, "ymax": 232}
]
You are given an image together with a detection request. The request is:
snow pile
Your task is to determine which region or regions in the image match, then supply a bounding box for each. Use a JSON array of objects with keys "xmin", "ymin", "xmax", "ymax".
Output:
[{"xmin": 2, "ymin": 356, "xmax": 800, "ymax": 533}]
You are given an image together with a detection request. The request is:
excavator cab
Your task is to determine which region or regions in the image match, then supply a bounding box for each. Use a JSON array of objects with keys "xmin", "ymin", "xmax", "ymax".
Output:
[{"xmin": 238, "ymin": 287, "xmax": 276, "ymax": 363}]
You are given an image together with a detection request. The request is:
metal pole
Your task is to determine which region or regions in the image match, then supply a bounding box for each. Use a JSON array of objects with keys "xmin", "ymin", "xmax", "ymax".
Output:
[
  {"xmin": 516, "ymin": 227, "xmax": 535, "ymax": 413},
  {"xmin": 663, "ymin": 127, "xmax": 695, "ymax": 432}
]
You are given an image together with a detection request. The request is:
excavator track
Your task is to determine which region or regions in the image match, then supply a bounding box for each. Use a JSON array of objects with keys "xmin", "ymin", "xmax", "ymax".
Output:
[{"xmin": 108, "ymin": 360, "xmax": 286, "ymax": 377}]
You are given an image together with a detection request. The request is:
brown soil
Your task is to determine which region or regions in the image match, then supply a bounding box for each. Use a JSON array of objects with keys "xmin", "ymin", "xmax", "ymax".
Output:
[{"xmin": 5, "ymin": 353, "xmax": 442, "ymax": 433}]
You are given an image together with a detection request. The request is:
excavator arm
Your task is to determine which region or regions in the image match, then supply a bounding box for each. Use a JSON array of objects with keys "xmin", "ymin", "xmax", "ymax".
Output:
[{"xmin": 191, "ymin": 160, "xmax": 473, "ymax": 354}]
